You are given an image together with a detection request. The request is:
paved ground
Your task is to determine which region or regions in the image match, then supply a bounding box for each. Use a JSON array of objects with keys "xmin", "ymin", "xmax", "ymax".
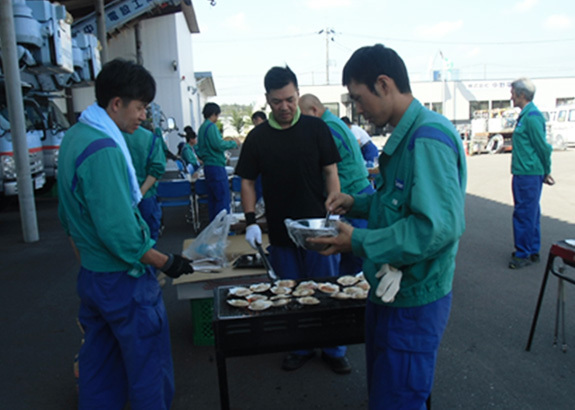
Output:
[{"xmin": 1, "ymin": 149, "xmax": 575, "ymax": 409}]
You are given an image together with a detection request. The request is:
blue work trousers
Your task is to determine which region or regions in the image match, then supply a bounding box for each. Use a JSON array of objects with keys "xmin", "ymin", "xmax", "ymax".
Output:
[
  {"xmin": 512, "ymin": 175, "xmax": 544, "ymax": 259},
  {"xmin": 77, "ymin": 267, "xmax": 175, "ymax": 410},
  {"xmin": 365, "ymin": 292, "xmax": 452, "ymax": 410},
  {"xmin": 138, "ymin": 196, "xmax": 162, "ymax": 242},
  {"xmin": 340, "ymin": 184, "xmax": 376, "ymax": 275},
  {"xmin": 204, "ymin": 165, "xmax": 231, "ymax": 222},
  {"xmin": 269, "ymin": 245, "xmax": 345, "ymax": 358}
]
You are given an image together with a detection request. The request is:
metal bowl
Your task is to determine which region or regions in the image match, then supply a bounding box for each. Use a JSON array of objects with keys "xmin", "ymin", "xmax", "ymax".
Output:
[{"xmin": 284, "ymin": 218, "xmax": 339, "ymax": 251}]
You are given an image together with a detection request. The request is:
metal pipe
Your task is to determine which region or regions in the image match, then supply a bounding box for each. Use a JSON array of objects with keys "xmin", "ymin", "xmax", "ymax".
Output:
[
  {"xmin": 0, "ymin": 0, "xmax": 39, "ymax": 242},
  {"xmin": 135, "ymin": 22, "xmax": 142, "ymax": 65},
  {"xmin": 95, "ymin": 0, "xmax": 108, "ymax": 63}
]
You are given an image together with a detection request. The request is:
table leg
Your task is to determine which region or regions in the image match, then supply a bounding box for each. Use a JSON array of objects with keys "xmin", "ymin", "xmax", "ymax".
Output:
[
  {"xmin": 525, "ymin": 254, "xmax": 553, "ymax": 351},
  {"xmin": 216, "ymin": 348, "xmax": 230, "ymax": 410}
]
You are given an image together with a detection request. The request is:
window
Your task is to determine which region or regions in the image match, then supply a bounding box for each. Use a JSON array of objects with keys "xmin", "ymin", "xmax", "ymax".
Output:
[
  {"xmin": 431, "ymin": 102, "xmax": 443, "ymax": 114},
  {"xmin": 324, "ymin": 103, "xmax": 339, "ymax": 117},
  {"xmin": 568, "ymin": 109, "xmax": 575, "ymax": 122},
  {"xmin": 492, "ymin": 100, "xmax": 511, "ymax": 110},
  {"xmin": 469, "ymin": 101, "xmax": 489, "ymax": 119}
]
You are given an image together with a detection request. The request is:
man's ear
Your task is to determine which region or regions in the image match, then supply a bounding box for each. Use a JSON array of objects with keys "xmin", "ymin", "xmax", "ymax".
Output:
[
  {"xmin": 375, "ymin": 75, "xmax": 391, "ymax": 95},
  {"xmin": 108, "ymin": 96, "xmax": 123, "ymax": 113}
]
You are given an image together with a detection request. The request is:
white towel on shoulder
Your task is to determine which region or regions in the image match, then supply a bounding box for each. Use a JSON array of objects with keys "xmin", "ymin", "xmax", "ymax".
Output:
[{"xmin": 79, "ymin": 103, "xmax": 142, "ymax": 206}]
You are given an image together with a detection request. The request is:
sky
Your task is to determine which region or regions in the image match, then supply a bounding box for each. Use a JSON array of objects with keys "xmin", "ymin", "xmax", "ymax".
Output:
[{"xmin": 191, "ymin": 0, "xmax": 575, "ymax": 106}]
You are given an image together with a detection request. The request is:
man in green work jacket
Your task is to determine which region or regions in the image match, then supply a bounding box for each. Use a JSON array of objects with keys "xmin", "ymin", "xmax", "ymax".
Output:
[
  {"xmin": 310, "ymin": 44, "xmax": 467, "ymax": 409},
  {"xmin": 58, "ymin": 59, "xmax": 193, "ymax": 409},
  {"xmin": 508, "ymin": 77, "xmax": 554, "ymax": 269},
  {"xmin": 299, "ymin": 93, "xmax": 374, "ymax": 275},
  {"xmin": 196, "ymin": 102, "xmax": 240, "ymax": 221}
]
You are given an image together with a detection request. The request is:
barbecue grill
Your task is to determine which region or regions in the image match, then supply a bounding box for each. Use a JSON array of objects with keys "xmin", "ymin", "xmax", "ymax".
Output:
[{"xmin": 213, "ymin": 278, "xmax": 367, "ymax": 409}]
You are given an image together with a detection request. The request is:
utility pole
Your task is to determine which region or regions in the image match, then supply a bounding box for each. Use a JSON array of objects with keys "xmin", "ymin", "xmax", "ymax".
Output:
[
  {"xmin": 0, "ymin": 0, "xmax": 39, "ymax": 242},
  {"xmin": 318, "ymin": 28, "xmax": 335, "ymax": 85}
]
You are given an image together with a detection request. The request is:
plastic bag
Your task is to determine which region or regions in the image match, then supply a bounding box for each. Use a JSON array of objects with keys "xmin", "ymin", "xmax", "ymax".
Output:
[{"xmin": 183, "ymin": 209, "xmax": 231, "ymax": 266}]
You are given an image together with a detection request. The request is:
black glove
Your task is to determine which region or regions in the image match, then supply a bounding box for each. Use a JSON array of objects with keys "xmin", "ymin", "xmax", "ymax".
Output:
[{"xmin": 161, "ymin": 254, "xmax": 194, "ymax": 279}]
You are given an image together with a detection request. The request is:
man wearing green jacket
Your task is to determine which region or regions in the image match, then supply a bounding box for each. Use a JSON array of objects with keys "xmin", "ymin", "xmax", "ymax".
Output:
[
  {"xmin": 311, "ymin": 44, "xmax": 467, "ymax": 409},
  {"xmin": 508, "ymin": 78, "xmax": 554, "ymax": 269},
  {"xmin": 58, "ymin": 59, "xmax": 193, "ymax": 409},
  {"xmin": 299, "ymin": 93, "xmax": 374, "ymax": 275},
  {"xmin": 196, "ymin": 102, "xmax": 239, "ymax": 221},
  {"xmin": 124, "ymin": 126, "xmax": 166, "ymax": 242}
]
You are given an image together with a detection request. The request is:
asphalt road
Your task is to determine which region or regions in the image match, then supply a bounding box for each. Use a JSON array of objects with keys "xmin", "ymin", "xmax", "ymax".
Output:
[{"xmin": 1, "ymin": 149, "xmax": 574, "ymax": 409}]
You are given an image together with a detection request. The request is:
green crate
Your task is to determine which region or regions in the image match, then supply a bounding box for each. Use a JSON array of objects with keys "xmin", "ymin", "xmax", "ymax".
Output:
[{"xmin": 190, "ymin": 298, "xmax": 214, "ymax": 346}]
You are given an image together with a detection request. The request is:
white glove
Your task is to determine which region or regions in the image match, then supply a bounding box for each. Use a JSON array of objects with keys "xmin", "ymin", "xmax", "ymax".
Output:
[
  {"xmin": 375, "ymin": 264, "xmax": 402, "ymax": 303},
  {"xmin": 245, "ymin": 224, "xmax": 262, "ymax": 249}
]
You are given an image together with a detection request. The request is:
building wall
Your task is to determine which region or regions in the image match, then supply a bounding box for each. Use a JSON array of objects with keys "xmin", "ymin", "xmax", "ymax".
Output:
[
  {"xmin": 301, "ymin": 77, "xmax": 575, "ymax": 126},
  {"xmin": 70, "ymin": 12, "xmax": 202, "ymax": 154}
]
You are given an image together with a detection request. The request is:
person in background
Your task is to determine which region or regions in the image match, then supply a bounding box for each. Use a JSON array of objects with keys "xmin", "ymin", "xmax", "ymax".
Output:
[
  {"xmin": 508, "ymin": 78, "xmax": 554, "ymax": 269},
  {"xmin": 181, "ymin": 126, "xmax": 201, "ymax": 175},
  {"xmin": 251, "ymin": 110, "xmax": 267, "ymax": 126},
  {"xmin": 57, "ymin": 59, "xmax": 194, "ymax": 409},
  {"xmin": 299, "ymin": 93, "xmax": 374, "ymax": 275},
  {"xmin": 235, "ymin": 66, "xmax": 352, "ymax": 375},
  {"xmin": 341, "ymin": 116, "xmax": 379, "ymax": 166},
  {"xmin": 309, "ymin": 44, "xmax": 467, "ymax": 409},
  {"xmin": 248, "ymin": 111, "xmax": 267, "ymax": 201},
  {"xmin": 196, "ymin": 102, "xmax": 240, "ymax": 221},
  {"xmin": 124, "ymin": 125, "xmax": 167, "ymax": 286}
]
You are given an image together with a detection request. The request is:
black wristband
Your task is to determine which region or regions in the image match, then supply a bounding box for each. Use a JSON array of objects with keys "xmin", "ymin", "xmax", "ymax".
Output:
[
  {"xmin": 161, "ymin": 253, "xmax": 174, "ymax": 271},
  {"xmin": 245, "ymin": 212, "xmax": 256, "ymax": 226}
]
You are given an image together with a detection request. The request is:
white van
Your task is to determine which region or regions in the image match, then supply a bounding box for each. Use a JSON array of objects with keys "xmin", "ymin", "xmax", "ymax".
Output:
[{"xmin": 548, "ymin": 104, "xmax": 575, "ymax": 149}]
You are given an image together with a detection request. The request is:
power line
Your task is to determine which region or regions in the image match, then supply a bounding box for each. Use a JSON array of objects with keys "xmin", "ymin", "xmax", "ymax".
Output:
[{"xmin": 343, "ymin": 32, "xmax": 575, "ymax": 46}]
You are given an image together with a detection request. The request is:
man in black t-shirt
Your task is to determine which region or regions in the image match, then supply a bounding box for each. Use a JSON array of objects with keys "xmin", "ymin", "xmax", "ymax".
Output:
[{"xmin": 235, "ymin": 66, "xmax": 351, "ymax": 375}]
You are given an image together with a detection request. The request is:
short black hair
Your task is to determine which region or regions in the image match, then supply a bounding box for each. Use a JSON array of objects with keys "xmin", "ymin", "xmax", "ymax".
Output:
[
  {"xmin": 202, "ymin": 102, "xmax": 221, "ymax": 119},
  {"xmin": 264, "ymin": 66, "xmax": 298, "ymax": 93},
  {"xmin": 342, "ymin": 44, "xmax": 411, "ymax": 94},
  {"xmin": 251, "ymin": 111, "xmax": 267, "ymax": 122},
  {"xmin": 340, "ymin": 116, "xmax": 352, "ymax": 125},
  {"xmin": 95, "ymin": 58, "xmax": 156, "ymax": 108}
]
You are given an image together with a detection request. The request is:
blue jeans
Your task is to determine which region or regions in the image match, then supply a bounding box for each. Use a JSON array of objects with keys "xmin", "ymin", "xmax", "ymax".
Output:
[
  {"xmin": 512, "ymin": 175, "xmax": 544, "ymax": 259},
  {"xmin": 77, "ymin": 268, "xmax": 174, "ymax": 410},
  {"xmin": 269, "ymin": 245, "xmax": 345, "ymax": 358},
  {"xmin": 204, "ymin": 165, "xmax": 231, "ymax": 222},
  {"xmin": 365, "ymin": 293, "xmax": 452, "ymax": 410}
]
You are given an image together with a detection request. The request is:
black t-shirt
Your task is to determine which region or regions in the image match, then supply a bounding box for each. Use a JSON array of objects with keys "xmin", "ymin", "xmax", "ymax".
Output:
[{"xmin": 235, "ymin": 115, "xmax": 341, "ymax": 247}]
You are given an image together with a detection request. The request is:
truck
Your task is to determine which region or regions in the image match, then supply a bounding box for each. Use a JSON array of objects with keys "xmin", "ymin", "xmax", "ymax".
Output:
[
  {"xmin": 0, "ymin": 0, "xmax": 100, "ymax": 199},
  {"xmin": 469, "ymin": 108, "xmax": 518, "ymax": 155},
  {"xmin": 0, "ymin": 89, "xmax": 47, "ymax": 196}
]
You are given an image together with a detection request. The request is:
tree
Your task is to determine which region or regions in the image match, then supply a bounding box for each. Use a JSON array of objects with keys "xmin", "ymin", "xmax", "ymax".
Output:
[{"xmin": 230, "ymin": 109, "xmax": 248, "ymax": 135}]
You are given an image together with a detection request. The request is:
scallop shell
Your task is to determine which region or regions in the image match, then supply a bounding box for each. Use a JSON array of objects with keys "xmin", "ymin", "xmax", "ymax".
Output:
[
  {"xmin": 248, "ymin": 299, "xmax": 273, "ymax": 311},
  {"xmin": 318, "ymin": 282, "xmax": 340, "ymax": 294},
  {"xmin": 228, "ymin": 287, "xmax": 251, "ymax": 297},
  {"xmin": 330, "ymin": 291, "xmax": 352, "ymax": 300},
  {"xmin": 297, "ymin": 280, "xmax": 318, "ymax": 290},
  {"xmin": 270, "ymin": 286, "xmax": 292, "ymax": 295},
  {"xmin": 337, "ymin": 275, "xmax": 360, "ymax": 286},
  {"xmin": 356, "ymin": 280, "xmax": 370, "ymax": 291},
  {"xmin": 272, "ymin": 298, "xmax": 291, "ymax": 307},
  {"xmin": 227, "ymin": 299, "xmax": 250, "ymax": 307},
  {"xmin": 292, "ymin": 288, "xmax": 315, "ymax": 297},
  {"xmin": 274, "ymin": 279, "xmax": 297, "ymax": 288},
  {"xmin": 297, "ymin": 296, "xmax": 320, "ymax": 305},
  {"xmin": 270, "ymin": 294, "xmax": 291, "ymax": 300},
  {"xmin": 351, "ymin": 290, "xmax": 368, "ymax": 299},
  {"xmin": 343, "ymin": 286, "xmax": 364, "ymax": 295},
  {"xmin": 246, "ymin": 294, "xmax": 268, "ymax": 302},
  {"xmin": 249, "ymin": 283, "xmax": 271, "ymax": 293}
]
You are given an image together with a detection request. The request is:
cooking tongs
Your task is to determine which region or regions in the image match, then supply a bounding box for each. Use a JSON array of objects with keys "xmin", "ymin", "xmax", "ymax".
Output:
[{"xmin": 255, "ymin": 243, "xmax": 279, "ymax": 282}]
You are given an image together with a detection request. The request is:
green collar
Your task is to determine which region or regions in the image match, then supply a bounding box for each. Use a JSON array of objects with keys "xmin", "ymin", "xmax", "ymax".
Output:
[{"xmin": 268, "ymin": 107, "xmax": 301, "ymax": 130}]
